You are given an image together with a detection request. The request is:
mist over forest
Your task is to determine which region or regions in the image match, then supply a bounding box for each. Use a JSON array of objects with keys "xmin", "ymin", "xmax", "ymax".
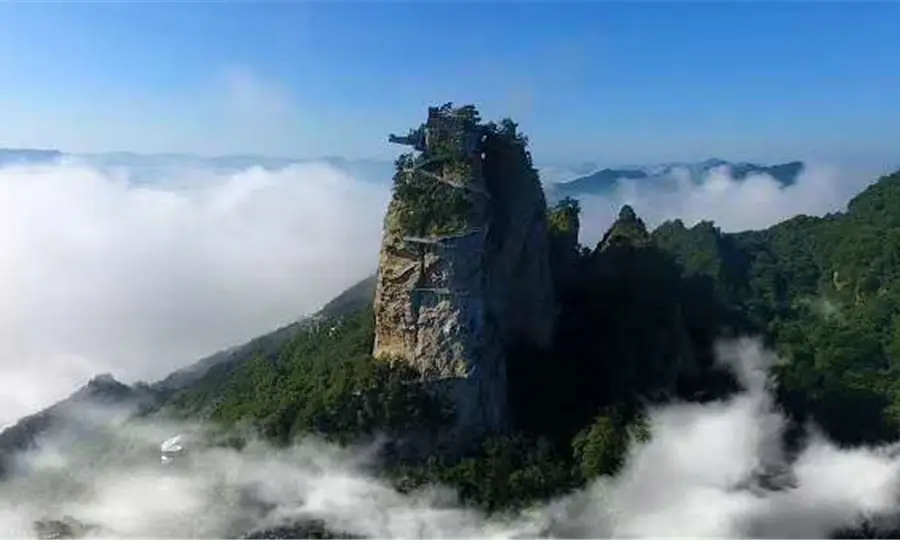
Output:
[{"xmin": 2, "ymin": 2, "xmax": 900, "ymax": 538}]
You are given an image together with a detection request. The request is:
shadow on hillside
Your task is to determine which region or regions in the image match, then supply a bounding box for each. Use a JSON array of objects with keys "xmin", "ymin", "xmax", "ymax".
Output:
[{"xmin": 507, "ymin": 243, "xmax": 746, "ymax": 443}]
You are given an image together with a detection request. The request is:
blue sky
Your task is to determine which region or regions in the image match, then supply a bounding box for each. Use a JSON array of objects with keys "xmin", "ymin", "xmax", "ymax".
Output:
[{"xmin": 0, "ymin": 2, "xmax": 897, "ymax": 166}]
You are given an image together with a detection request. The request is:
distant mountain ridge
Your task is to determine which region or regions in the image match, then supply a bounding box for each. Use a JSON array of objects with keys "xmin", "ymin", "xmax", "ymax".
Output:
[
  {"xmin": 0, "ymin": 148, "xmax": 63, "ymax": 166},
  {"xmin": 547, "ymin": 158, "xmax": 806, "ymax": 200}
]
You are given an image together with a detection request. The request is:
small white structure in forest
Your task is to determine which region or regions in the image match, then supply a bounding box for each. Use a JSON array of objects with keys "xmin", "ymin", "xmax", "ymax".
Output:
[{"xmin": 160, "ymin": 434, "xmax": 184, "ymax": 465}]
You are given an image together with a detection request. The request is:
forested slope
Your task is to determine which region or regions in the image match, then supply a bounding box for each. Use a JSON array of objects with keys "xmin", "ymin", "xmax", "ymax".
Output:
[
  {"xmin": 132, "ymin": 170, "xmax": 900, "ymax": 515},
  {"xmin": 8, "ymin": 170, "xmax": 900, "ymax": 517},
  {"xmin": 656, "ymin": 170, "xmax": 900, "ymax": 446}
]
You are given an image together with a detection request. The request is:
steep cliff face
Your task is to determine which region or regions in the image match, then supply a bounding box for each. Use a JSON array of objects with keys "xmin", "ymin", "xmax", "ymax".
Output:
[{"xmin": 372, "ymin": 104, "xmax": 555, "ymax": 432}]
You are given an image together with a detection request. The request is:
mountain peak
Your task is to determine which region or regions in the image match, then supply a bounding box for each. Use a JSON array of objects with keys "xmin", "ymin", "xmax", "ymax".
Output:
[
  {"xmin": 598, "ymin": 205, "xmax": 651, "ymax": 252},
  {"xmin": 700, "ymin": 157, "xmax": 729, "ymax": 168},
  {"xmin": 88, "ymin": 373, "xmax": 117, "ymax": 386},
  {"xmin": 618, "ymin": 204, "xmax": 638, "ymax": 222}
]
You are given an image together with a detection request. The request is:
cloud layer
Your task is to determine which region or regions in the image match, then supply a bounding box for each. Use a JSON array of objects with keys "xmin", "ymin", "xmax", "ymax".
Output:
[
  {"xmin": 3, "ymin": 339, "xmax": 900, "ymax": 538},
  {"xmin": 545, "ymin": 339, "xmax": 900, "ymax": 538},
  {"xmin": 576, "ymin": 162, "xmax": 880, "ymax": 246},
  {"xmin": 0, "ymin": 156, "xmax": 885, "ymax": 429},
  {"xmin": 0, "ymin": 158, "xmax": 390, "ymax": 427},
  {"xmin": 1, "ymin": 154, "xmax": 887, "ymax": 430}
]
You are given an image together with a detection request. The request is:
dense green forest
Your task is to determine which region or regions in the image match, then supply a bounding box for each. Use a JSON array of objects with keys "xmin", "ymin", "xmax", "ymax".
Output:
[{"xmin": 148, "ymin": 120, "xmax": 900, "ymax": 515}]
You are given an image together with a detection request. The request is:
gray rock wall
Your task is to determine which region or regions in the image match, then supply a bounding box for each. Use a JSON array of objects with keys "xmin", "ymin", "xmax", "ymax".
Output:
[{"xmin": 372, "ymin": 105, "xmax": 555, "ymax": 433}]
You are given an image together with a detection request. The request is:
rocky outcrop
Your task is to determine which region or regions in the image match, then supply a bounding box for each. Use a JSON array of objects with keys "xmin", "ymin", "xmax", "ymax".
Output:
[
  {"xmin": 372, "ymin": 104, "xmax": 555, "ymax": 433},
  {"xmin": 547, "ymin": 197, "xmax": 583, "ymax": 288},
  {"xmin": 596, "ymin": 204, "xmax": 652, "ymax": 252}
]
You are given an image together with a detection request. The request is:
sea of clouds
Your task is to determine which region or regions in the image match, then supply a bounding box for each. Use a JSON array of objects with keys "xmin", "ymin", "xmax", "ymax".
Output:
[
  {"xmin": 0, "ymin": 156, "xmax": 390, "ymax": 428},
  {"xmin": 3, "ymin": 339, "xmax": 900, "ymax": 538},
  {"xmin": 0, "ymin": 154, "xmax": 888, "ymax": 428},
  {"xmin": 0, "ymin": 153, "xmax": 898, "ymax": 537}
]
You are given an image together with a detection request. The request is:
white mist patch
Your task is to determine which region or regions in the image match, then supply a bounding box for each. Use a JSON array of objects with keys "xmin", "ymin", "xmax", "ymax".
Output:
[
  {"xmin": 0, "ymin": 411, "xmax": 530, "ymax": 539},
  {"xmin": 797, "ymin": 295, "xmax": 843, "ymax": 320},
  {"xmin": 577, "ymin": 162, "xmax": 875, "ymax": 245},
  {"xmin": 4, "ymin": 339, "xmax": 900, "ymax": 538},
  {"xmin": 0, "ymin": 159, "xmax": 389, "ymax": 427},
  {"xmin": 543, "ymin": 338, "xmax": 900, "ymax": 538}
]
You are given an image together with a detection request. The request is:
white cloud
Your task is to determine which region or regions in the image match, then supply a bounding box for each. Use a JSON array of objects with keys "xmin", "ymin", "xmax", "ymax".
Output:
[
  {"xmin": 4, "ymin": 339, "xmax": 900, "ymax": 538},
  {"xmin": 0, "ymin": 158, "xmax": 389, "ymax": 428},
  {"xmin": 539, "ymin": 339, "xmax": 900, "ymax": 538},
  {"xmin": 0, "ymin": 409, "xmax": 528, "ymax": 539},
  {"xmin": 576, "ymin": 162, "xmax": 880, "ymax": 246}
]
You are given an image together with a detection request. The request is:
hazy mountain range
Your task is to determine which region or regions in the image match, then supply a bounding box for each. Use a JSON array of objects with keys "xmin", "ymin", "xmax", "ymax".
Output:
[{"xmin": 544, "ymin": 158, "xmax": 806, "ymax": 200}]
